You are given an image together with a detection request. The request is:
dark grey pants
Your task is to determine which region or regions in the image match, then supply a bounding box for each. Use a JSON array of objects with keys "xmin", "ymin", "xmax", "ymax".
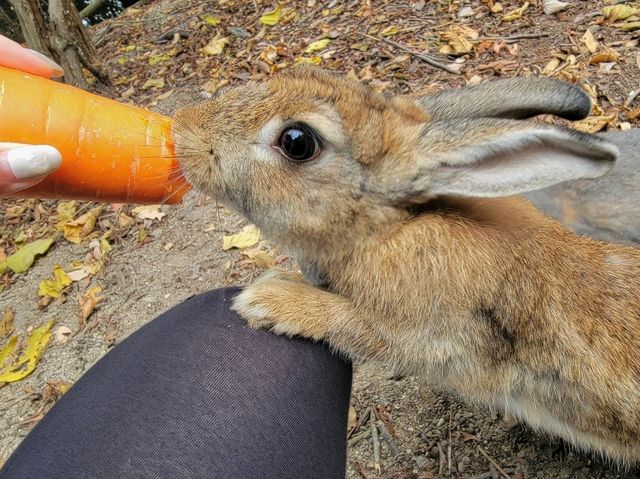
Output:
[{"xmin": 1, "ymin": 287, "xmax": 352, "ymax": 478}]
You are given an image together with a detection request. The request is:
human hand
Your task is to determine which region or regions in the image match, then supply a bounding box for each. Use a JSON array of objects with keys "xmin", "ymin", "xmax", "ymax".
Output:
[{"xmin": 0, "ymin": 34, "xmax": 63, "ymax": 194}]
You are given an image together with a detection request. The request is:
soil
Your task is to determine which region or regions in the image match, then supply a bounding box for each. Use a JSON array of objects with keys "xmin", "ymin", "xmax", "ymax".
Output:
[{"xmin": 2, "ymin": 0, "xmax": 640, "ymax": 477}]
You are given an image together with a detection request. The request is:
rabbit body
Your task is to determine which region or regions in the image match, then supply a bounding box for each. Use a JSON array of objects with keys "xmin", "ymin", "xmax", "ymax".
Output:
[{"xmin": 174, "ymin": 67, "xmax": 640, "ymax": 462}]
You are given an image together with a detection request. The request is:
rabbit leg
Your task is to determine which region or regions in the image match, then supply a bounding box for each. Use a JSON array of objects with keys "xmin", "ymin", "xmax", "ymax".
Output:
[{"xmin": 232, "ymin": 268, "xmax": 386, "ymax": 360}]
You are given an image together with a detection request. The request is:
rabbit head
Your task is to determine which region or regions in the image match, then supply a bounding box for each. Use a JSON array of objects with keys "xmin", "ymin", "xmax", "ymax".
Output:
[{"xmin": 173, "ymin": 66, "xmax": 617, "ymax": 252}]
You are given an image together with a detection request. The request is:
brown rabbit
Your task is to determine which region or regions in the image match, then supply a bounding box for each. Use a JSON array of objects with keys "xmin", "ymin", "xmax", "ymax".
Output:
[{"xmin": 173, "ymin": 66, "xmax": 640, "ymax": 463}]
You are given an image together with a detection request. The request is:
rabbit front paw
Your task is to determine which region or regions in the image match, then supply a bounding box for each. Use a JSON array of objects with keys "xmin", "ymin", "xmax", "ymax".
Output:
[{"xmin": 232, "ymin": 269, "xmax": 324, "ymax": 339}]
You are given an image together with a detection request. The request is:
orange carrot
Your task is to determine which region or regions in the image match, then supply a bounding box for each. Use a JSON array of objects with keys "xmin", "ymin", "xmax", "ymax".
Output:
[{"xmin": 0, "ymin": 65, "xmax": 190, "ymax": 204}]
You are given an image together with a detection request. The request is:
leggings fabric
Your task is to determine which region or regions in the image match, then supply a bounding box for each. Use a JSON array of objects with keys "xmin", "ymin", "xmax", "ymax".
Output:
[{"xmin": 1, "ymin": 287, "xmax": 352, "ymax": 479}]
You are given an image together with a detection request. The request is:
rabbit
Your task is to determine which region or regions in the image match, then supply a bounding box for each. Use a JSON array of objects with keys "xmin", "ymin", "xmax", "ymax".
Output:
[
  {"xmin": 173, "ymin": 66, "xmax": 640, "ymax": 463},
  {"xmin": 526, "ymin": 128, "xmax": 640, "ymax": 246}
]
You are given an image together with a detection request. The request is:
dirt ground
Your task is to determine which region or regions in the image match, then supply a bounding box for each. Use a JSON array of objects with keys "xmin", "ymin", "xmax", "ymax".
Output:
[{"xmin": 2, "ymin": 0, "xmax": 640, "ymax": 477}]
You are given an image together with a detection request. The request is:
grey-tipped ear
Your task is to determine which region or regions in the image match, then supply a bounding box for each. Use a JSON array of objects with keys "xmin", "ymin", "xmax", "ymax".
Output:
[
  {"xmin": 418, "ymin": 77, "xmax": 592, "ymax": 121},
  {"xmin": 406, "ymin": 119, "xmax": 618, "ymax": 199}
]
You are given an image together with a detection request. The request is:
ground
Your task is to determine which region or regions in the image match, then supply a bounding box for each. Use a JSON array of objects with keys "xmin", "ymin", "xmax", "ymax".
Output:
[{"xmin": 1, "ymin": 0, "xmax": 640, "ymax": 477}]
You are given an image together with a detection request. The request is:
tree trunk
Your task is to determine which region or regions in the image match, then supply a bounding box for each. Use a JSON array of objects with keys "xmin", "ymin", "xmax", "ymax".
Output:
[
  {"xmin": 7, "ymin": 0, "xmax": 107, "ymax": 89},
  {"xmin": 79, "ymin": 0, "xmax": 109, "ymax": 19},
  {"xmin": 0, "ymin": 3, "xmax": 24, "ymax": 43}
]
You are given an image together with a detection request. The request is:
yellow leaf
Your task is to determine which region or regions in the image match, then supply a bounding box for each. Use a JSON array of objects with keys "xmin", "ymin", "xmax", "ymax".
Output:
[
  {"xmin": 243, "ymin": 249, "xmax": 276, "ymax": 268},
  {"xmin": 141, "ymin": 78, "xmax": 165, "ymax": 90},
  {"xmin": 296, "ymin": 56, "xmax": 323, "ymax": 65},
  {"xmin": 491, "ymin": 3, "xmax": 503, "ymax": 13},
  {"xmin": 581, "ymin": 30, "xmax": 598, "ymax": 54},
  {"xmin": 60, "ymin": 206, "xmax": 102, "ymax": 244},
  {"xmin": 202, "ymin": 35, "xmax": 230, "ymax": 55},
  {"xmin": 602, "ymin": 5, "xmax": 640, "ymax": 21},
  {"xmin": 380, "ymin": 25, "xmax": 399, "ymax": 37},
  {"xmin": 203, "ymin": 15, "xmax": 221, "ymax": 26},
  {"xmin": 38, "ymin": 266, "xmax": 72, "ymax": 299},
  {"xmin": 100, "ymin": 237, "xmax": 112, "ymax": 256},
  {"xmin": 572, "ymin": 114, "xmax": 617, "ymax": 133},
  {"xmin": 0, "ymin": 335, "xmax": 18, "ymax": 367},
  {"xmin": 618, "ymin": 21, "xmax": 640, "ymax": 31},
  {"xmin": 502, "ymin": 1, "xmax": 529, "ymax": 21},
  {"xmin": 303, "ymin": 38, "xmax": 331, "ymax": 53},
  {"xmin": 0, "ymin": 308, "xmax": 14, "ymax": 339},
  {"xmin": 56, "ymin": 201, "xmax": 77, "ymax": 223},
  {"xmin": 260, "ymin": 5, "xmax": 282, "ymax": 25},
  {"xmin": 0, "ymin": 238, "xmax": 54, "ymax": 274},
  {"xmin": 223, "ymin": 225, "xmax": 261, "ymax": 250},
  {"xmin": 440, "ymin": 26, "xmax": 478, "ymax": 55},
  {"xmin": 0, "ymin": 320, "xmax": 54, "ymax": 383},
  {"xmin": 542, "ymin": 57, "xmax": 561, "ymax": 74}
]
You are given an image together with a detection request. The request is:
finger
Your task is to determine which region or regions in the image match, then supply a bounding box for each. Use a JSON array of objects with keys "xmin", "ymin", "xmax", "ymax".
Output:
[
  {"xmin": 0, "ymin": 144, "xmax": 61, "ymax": 194},
  {"xmin": 0, "ymin": 35, "xmax": 64, "ymax": 78}
]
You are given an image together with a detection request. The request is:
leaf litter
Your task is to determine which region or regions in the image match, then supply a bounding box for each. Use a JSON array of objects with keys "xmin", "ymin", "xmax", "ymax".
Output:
[{"xmin": 2, "ymin": 0, "xmax": 640, "ymax": 475}]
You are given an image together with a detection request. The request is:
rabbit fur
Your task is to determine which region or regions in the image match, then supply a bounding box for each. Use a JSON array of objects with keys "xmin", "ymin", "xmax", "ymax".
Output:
[{"xmin": 173, "ymin": 66, "xmax": 640, "ymax": 463}]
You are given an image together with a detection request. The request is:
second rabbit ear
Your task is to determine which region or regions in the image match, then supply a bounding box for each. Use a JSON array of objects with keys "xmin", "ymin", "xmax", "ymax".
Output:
[
  {"xmin": 418, "ymin": 77, "xmax": 592, "ymax": 121},
  {"xmin": 381, "ymin": 118, "xmax": 618, "ymax": 202}
]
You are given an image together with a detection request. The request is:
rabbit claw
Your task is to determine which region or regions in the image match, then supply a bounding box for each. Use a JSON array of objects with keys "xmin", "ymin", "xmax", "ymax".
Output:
[{"xmin": 232, "ymin": 269, "xmax": 313, "ymax": 338}]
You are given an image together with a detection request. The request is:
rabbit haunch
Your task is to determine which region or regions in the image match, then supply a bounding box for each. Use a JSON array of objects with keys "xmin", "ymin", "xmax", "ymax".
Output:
[{"xmin": 173, "ymin": 67, "xmax": 640, "ymax": 462}]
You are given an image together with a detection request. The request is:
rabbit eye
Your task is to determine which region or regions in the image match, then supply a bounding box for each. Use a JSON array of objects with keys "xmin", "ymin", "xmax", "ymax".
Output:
[{"xmin": 277, "ymin": 123, "xmax": 322, "ymax": 162}]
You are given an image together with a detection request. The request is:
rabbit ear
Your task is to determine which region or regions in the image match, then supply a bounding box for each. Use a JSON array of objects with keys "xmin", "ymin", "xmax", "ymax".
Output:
[
  {"xmin": 392, "ymin": 119, "xmax": 618, "ymax": 200},
  {"xmin": 418, "ymin": 77, "xmax": 592, "ymax": 121}
]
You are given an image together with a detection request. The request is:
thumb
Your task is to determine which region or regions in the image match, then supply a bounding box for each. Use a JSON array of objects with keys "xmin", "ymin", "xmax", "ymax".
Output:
[{"xmin": 0, "ymin": 144, "xmax": 62, "ymax": 194}]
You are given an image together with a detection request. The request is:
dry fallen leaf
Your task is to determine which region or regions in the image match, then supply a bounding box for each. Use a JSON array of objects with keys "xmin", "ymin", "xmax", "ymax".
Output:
[
  {"xmin": 223, "ymin": 224, "xmax": 262, "ymax": 250},
  {"xmin": 303, "ymin": 38, "xmax": 331, "ymax": 53},
  {"xmin": 53, "ymin": 326, "xmax": 73, "ymax": 344},
  {"xmin": 0, "ymin": 308, "xmax": 14, "ymax": 339},
  {"xmin": 542, "ymin": 57, "xmax": 561, "ymax": 74},
  {"xmin": 59, "ymin": 206, "xmax": 103, "ymax": 244},
  {"xmin": 0, "ymin": 320, "xmax": 54, "ymax": 383},
  {"xmin": 38, "ymin": 266, "xmax": 72, "ymax": 299},
  {"xmin": 348, "ymin": 404, "xmax": 357, "ymax": 430},
  {"xmin": 619, "ymin": 21, "xmax": 640, "ymax": 31},
  {"xmin": 132, "ymin": 205, "xmax": 166, "ymax": 222},
  {"xmin": 202, "ymin": 35, "xmax": 230, "ymax": 55},
  {"xmin": 380, "ymin": 25, "xmax": 399, "ymax": 37},
  {"xmin": 502, "ymin": 1, "xmax": 529, "ymax": 21},
  {"xmin": 440, "ymin": 25, "xmax": 478, "ymax": 55},
  {"xmin": 296, "ymin": 56, "xmax": 322, "ymax": 65},
  {"xmin": 79, "ymin": 286, "xmax": 103, "ymax": 324},
  {"xmin": 141, "ymin": 78, "xmax": 165, "ymax": 90},
  {"xmin": 242, "ymin": 248, "xmax": 276, "ymax": 268},
  {"xmin": 602, "ymin": 5, "xmax": 640, "ymax": 22},
  {"xmin": 581, "ymin": 29, "xmax": 598, "ymax": 54},
  {"xmin": 572, "ymin": 114, "xmax": 617, "ymax": 133},
  {"xmin": 543, "ymin": 0, "xmax": 570, "ymax": 15},
  {"xmin": 260, "ymin": 5, "xmax": 283, "ymax": 25},
  {"xmin": 203, "ymin": 14, "xmax": 220, "ymax": 26},
  {"xmin": 589, "ymin": 48, "xmax": 619, "ymax": 64},
  {"xmin": 0, "ymin": 238, "xmax": 54, "ymax": 274}
]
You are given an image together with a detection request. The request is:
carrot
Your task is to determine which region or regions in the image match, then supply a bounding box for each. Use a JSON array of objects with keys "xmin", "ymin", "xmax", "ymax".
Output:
[{"xmin": 0, "ymin": 65, "xmax": 190, "ymax": 204}]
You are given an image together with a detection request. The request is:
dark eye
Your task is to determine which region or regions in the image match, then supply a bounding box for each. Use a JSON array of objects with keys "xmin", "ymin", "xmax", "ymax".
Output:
[{"xmin": 277, "ymin": 123, "xmax": 322, "ymax": 162}]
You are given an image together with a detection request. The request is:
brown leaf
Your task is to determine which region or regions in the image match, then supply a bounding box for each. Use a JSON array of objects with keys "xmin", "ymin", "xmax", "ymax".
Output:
[
  {"xmin": 79, "ymin": 286, "xmax": 102, "ymax": 324},
  {"xmin": 581, "ymin": 30, "xmax": 598, "ymax": 54},
  {"xmin": 589, "ymin": 49, "xmax": 619, "ymax": 64},
  {"xmin": 0, "ymin": 308, "xmax": 14, "ymax": 339},
  {"xmin": 502, "ymin": 1, "xmax": 529, "ymax": 21},
  {"xmin": 572, "ymin": 114, "xmax": 617, "ymax": 133}
]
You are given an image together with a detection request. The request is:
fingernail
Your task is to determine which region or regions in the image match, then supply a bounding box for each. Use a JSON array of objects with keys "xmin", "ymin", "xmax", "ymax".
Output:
[
  {"xmin": 25, "ymin": 49, "xmax": 65, "ymax": 77},
  {"xmin": 7, "ymin": 145, "xmax": 62, "ymax": 179}
]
